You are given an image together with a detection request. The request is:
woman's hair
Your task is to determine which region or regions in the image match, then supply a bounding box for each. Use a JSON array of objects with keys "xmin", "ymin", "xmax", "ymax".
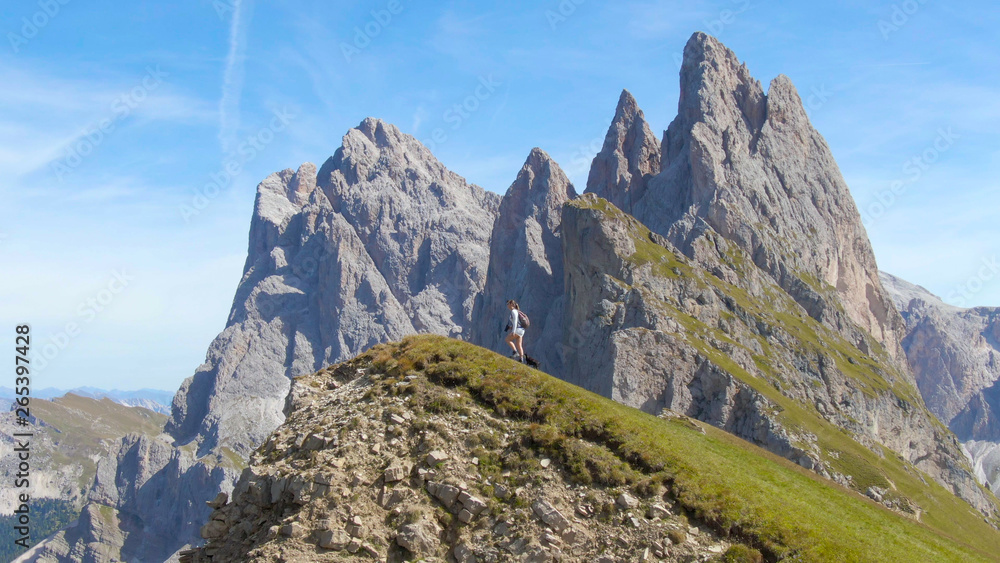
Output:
[{"xmin": 506, "ymin": 299, "xmax": 519, "ymax": 310}]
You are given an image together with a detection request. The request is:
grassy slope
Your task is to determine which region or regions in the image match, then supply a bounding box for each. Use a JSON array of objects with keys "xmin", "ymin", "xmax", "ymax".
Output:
[
  {"xmin": 567, "ymin": 196, "xmax": 1000, "ymax": 535},
  {"xmin": 37, "ymin": 392, "xmax": 167, "ymax": 439},
  {"xmin": 28, "ymin": 393, "xmax": 168, "ymax": 490},
  {"xmin": 35, "ymin": 393, "xmax": 167, "ymax": 462},
  {"xmin": 357, "ymin": 335, "xmax": 1000, "ymax": 562}
]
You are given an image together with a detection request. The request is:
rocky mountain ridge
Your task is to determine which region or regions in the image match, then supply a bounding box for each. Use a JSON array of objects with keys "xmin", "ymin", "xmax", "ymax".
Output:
[
  {"xmin": 881, "ymin": 271, "xmax": 1000, "ymax": 494},
  {"xmin": 168, "ymin": 118, "xmax": 501, "ymax": 458},
  {"xmin": 557, "ymin": 195, "xmax": 993, "ymax": 515},
  {"xmin": 181, "ymin": 338, "xmax": 739, "ymax": 563},
  {"xmin": 183, "ymin": 337, "xmax": 1000, "ymax": 563},
  {"xmin": 0, "ymin": 387, "xmax": 173, "ymax": 414},
  {"xmin": 1, "ymin": 395, "xmax": 169, "ymax": 562}
]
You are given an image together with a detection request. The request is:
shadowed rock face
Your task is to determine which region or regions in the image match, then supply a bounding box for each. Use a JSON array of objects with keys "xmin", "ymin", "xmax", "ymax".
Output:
[
  {"xmin": 587, "ymin": 89, "xmax": 661, "ymax": 213},
  {"xmin": 588, "ymin": 32, "xmax": 905, "ymax": 363},
  {"xmin": 471, "ymin": 148, "xmax": 577, "ymax": 374},
  {"xmin": 882, "ymin": 271, "xmax": 1000, "ymax": 493},
  {"xmin": 16, "ymin": 433, "xmax": 238, "ymax": 563}
]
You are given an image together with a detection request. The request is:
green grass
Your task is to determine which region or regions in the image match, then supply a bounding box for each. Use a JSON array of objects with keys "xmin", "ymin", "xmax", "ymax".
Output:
[{"xmin": 353, "ymin": 335, "xmax": 1000, "ymax": 562}]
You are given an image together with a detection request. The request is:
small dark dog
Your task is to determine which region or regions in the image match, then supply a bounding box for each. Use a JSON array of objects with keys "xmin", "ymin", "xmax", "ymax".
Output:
[{"xmin": 523, "ymin": 355, "xmax": 540, "ymax": 368}]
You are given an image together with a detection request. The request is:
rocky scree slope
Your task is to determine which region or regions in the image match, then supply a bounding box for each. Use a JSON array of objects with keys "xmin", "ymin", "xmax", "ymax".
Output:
[
  {"xmin": 881, "ymin": 271, "xmax": 1000, "ymax": 494},
  {"xmin": 182, "ymin": 338, "xmax": 736, "ymax": 563},
  {"xmin": 184, "ymin": 336, "xmax": 1000, "ymax": 562}
]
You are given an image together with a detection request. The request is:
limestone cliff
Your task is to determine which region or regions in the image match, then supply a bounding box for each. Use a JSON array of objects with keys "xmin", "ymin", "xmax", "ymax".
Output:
[
  {"xmin": 169, "ymin": 119, "xmax": 500, "ymax": 458},
  {"xmin": 588, "ymin": 33, "xmax": 905, "ymax": 361},
  {"xmin": 27, "ymin": 119, "xmax": 500, "ymax": 563},
  {"xmin": 881, "ymin": 271, "xmax": 1000, "ymax": 493}
]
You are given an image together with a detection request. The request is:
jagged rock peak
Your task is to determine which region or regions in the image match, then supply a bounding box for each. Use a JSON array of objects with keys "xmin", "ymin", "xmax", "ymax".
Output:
[
  {"xmin": 350, "ymin": 116, "xmax": 415, "ymax": 151},
  {"xmin": 509, "ymin": 147, "xmax": 578, "ymax": 221},
  {"xmin": 524, "ymin": 145, "xmax": 554, "ymax": 171},
  {"xmin": 680, "ymin": 31, "xmax": 756, "ymax": 83},
  {"xmin": 585, "ymin": 31, "xmax": 905, "ymax": 358},
  {"xmin": 765, "ymin": 74, "xmax": 810, "ymax": 128},
  {"xmin": 324, "ymin": 117, "xmax": 438, "ymax": 165},
  {"xmin": 287, "ymin": 162, "xmax": 317, "ymax": 201},
  {"xmin": 501, "ymin": 146, "xmax": 577, "ymax": 246},
  {"xmin": 670, "ymin": 31, "xmax": 766, "ymax": 156},
  {"xmin": 341, "ymin": 117, "xmax": 440, "ymax": 166},
  {"xmin": 614, "ymin": 88, "xmax": 640, "ymax": 119},
  {"xmin": 587, "ymin": 89, "xmax": 661, "ymax": 211},
  {"xmin": 169, "ymin": 115, "xmax": 500, "ymax": 456},
  {"xmin": 469, "ymin": 148, "xmax": 575, "ymax": 375},
  {"xmin": 319, "ymin": 117, "xmax": 500, "ymax": 209}
]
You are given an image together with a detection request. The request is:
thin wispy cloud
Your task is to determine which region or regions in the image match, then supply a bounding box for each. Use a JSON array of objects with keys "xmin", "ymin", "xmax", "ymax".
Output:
[
  {"xmin": 0, "ymin": 64, "xmax": 214, "ymax": 179},
  {"xmin": 411, "ymin": 105, "xmax": 427, "ymax": 134},
  {"xmin": 620, "ymin": 1, "xmax": 710, "ymax": 40},
  {"xmin": 219, "ymin": 0, "xmax": 255, "ymax": 154}
]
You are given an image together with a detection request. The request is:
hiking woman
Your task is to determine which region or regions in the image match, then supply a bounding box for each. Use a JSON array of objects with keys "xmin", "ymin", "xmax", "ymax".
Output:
[{"xmin": 505, "ymin": 299, "xmax": 526, "ymax": 362}]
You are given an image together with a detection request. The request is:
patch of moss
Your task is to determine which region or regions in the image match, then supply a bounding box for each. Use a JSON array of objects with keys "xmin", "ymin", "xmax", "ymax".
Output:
[
  {"xmin": 97, "ymin": 503, "xmax": 116, "ymax": 523},
  {"xmin": 721, "ymin": 544, "xmax": 764, "ymax": 563},
  {"xmin": 219, "ymin": 446, "xmax": 249, "ymax": 470}
]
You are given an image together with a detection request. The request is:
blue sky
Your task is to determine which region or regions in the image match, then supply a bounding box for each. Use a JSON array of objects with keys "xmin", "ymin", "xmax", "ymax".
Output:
[{"xmin": 1, "ymin": 0, "xmax": 997, "ymax": 392}]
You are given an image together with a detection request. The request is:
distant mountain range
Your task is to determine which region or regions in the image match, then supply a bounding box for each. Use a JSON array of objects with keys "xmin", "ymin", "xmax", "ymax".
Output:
[{"xmin": 0, "ymin": 386, "xmax": 173, "ymax": 414}]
